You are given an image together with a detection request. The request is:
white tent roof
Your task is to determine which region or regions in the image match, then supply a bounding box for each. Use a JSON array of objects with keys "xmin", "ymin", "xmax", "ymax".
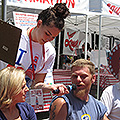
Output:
[
  {"xmin": 0, "ymin": 1, "xmax": 120, "ymax": 40},
  {"xmin": 65, "ymin": 13, "xmax": 120, "ymax": 40}
]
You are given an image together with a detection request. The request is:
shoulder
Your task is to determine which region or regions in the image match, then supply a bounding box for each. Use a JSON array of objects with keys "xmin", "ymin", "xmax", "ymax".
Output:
[
  {"xmin": 44, "ymin": 42, "xmax": 56, "ymax": 58},
  {"xmin": 17, "ymin": 102, "xmax": 37, "ymax": 120},
  {"xmin": 20, "ymin": 29, "xmax": 29, "ymax": 42},
  {"xmin": 19, "ymin": 29, "xmax": 29, "ymax": 46},
  {"xmin": 50, "ymin": 96, "xmax": 67, "ymax": 108},
  {"xmin": 44, "ymin": 42, "xmax": 55, "ymax": 52},
  {"xmin": 50, "ymin": 93, "xmax": 72, "ymax": 114},
  {"xmin": 101, "ymin": 83, "xmax": 120, "ymax": 99},
  {"xmin": 49, "ymin": 96, "xmax": 67, "ymax": 120},
  {"xmin": 89, "ymin": 95, "xmax": 107, "ymax": 118},
  {"xmin": 17, "ymin": 102, "xmax": 34, "ymax": 112},
  {"xmin": 21, "ymin": 28, "xmax": 28, "ymax": 38},
  {"xmin": 89, "ymin": 95, "xmax": 107, "ymax": 109},
  {"xmin": 102, "ymin": 84, "xmax": 116, "ymax": 95},
  {"xmin": 17, "ymin": 102, "xmax": 32, "ymax": 108},
  {"xmin": 52, "ymin": 97, "xmax": 66, "ymax": 106},
  {"xmin": 50, "ymin": 95, "xmax": 67, "ymax": 106},
  {"xmin": 104, "ymin": 84, "xmax": 114, "ymax": 91},
  {"xmin": 89, "ymin": 94, "xmax": 100, "ymax": 103},
  {"xmin": 50, "ymin": 95, "xmax": 68, "ymax": 110},
  {"xmin": 0, "ymin": 110, "xmax": 6, "ymax": 120}
]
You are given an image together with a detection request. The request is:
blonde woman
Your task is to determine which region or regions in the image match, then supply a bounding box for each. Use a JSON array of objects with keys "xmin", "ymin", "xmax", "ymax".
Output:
[{"xmin": 0, "ymin": 67, "xmax": 37, "ymax": 120}]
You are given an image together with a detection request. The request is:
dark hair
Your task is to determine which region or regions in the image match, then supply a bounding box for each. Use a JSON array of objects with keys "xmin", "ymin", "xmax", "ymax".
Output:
[
  {"xmin": 82, "ymin": 42, "xmax": 92, "ymax": 52},
  {"xmin": 81, "ymin": 53, "xmax": 90, "ymax": 60},
  {"xmin": 37, "ymin": 3, "xmax": 70, "ymax": 30}
]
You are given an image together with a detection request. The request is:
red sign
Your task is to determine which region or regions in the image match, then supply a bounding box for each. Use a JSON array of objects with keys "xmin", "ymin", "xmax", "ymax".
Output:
[{"xmin": 107, "ymin": 3, "xmax": 120, "ymax": 15}]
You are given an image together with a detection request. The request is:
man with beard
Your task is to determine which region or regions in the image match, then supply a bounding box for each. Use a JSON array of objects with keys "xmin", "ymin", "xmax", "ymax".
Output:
[{"xmin": 49, "ymin": 59, "xmax": 109, "ymax": 120}]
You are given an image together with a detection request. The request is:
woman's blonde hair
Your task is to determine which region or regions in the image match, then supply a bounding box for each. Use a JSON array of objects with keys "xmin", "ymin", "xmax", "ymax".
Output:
[
  {"xmin": 71, "ymin": 59, "xmax": 95, "ymax": 76},
  {"xmin": 0, "ymin": 67, "xmax": 25, "ymax": 109}
]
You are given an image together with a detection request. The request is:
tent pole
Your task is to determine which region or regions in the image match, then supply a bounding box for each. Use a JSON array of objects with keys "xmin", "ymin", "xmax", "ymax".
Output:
[
  {"xmin": 1, "ymin": 0, "xmax": 7, "ymax": 21},
  {"xmin": 94, "ymin": 32, "xmax": 96, "ymax": 50},
  {"xmin": 97, "ymin": 15, "xmax": 102, "ymax": 99},
  {"xmin": 85, "ymin": 15, "xmax": 88, "ymax": 59},
  {"xmin": 89, "ymin": 33, "xmax": 92, "ymax": 48},
  {"xmin": 57, "ymin": 32, "xmax": 61, "ymax": 69}
]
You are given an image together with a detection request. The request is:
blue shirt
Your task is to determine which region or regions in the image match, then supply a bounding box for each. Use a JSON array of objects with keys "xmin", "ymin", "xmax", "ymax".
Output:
[
  {"xmin": 50, "ymin": 90, "xmax": 107, "ymax": 120},
  {"xmin": 0, "ymin": 102, "xmax": 37, "ymax": 120}
]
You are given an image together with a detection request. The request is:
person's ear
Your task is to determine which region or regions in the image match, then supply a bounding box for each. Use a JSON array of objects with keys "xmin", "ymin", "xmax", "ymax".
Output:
[
  {"xmin": 91, "ymin": 74, "xmax": 96, "ymax": 83},
  {"xmin": 37, "ymin": 20, "xmax": 42, "ymax": 28}
]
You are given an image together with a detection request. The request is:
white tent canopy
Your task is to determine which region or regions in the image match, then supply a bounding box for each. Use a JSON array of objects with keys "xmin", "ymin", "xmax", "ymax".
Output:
[
  {"xmin": 65, "ymin": 12, "xmax": 120, "ymax": 39},
  {"xmin": 1, "ymin": 0, "xmax": 120, "ymax": 40}
]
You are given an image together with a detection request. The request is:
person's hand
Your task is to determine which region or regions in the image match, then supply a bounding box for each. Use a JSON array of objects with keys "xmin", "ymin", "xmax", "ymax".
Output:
[
  {"xmin": 34, "ymin": 83, "xmax": 69, "ymax": 95},
  {"xmin": 51, "ymin": 84, "xmax": 69, "ymax": 96}
]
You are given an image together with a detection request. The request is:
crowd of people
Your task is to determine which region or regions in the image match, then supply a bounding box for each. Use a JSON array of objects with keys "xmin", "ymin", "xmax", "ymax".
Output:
[{"xmin": 0, "ymin": 2, "xmax": 119, "ymax": 120}]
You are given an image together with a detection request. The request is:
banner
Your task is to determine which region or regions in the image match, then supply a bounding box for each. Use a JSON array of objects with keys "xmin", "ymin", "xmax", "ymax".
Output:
[
  {"xmin": 13, "ymin": 11, "xmax": 38, "ymax": 29},
  {"xmin": 7, "ymin": 0, "xmax": 89, "ymax": 13},
  {"xmin": 102, "ymin": 0, "xmax": 120, "ymax": 16},
  {"xmin": 63, "ymin": 28, "xmax": 85, "ymax": 55}
]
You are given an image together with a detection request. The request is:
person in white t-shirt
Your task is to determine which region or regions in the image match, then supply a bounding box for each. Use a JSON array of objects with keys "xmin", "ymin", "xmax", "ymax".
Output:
[
  {"xmin": 100, "ymin": 82, "xmax": 120, "ymax": 120},
  {"xmin": 0, "ymin": 3, "xmax": 70, "ymax": 95}
]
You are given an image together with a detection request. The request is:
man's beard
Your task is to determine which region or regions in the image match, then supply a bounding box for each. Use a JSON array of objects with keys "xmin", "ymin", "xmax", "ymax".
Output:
[
  {"xmin": 74, "ymin": 85, "xmax": 91, "ymax": 99},
  {"xmin": 75, "ymin": 88, "xmax": 88, "ymax": 98}
]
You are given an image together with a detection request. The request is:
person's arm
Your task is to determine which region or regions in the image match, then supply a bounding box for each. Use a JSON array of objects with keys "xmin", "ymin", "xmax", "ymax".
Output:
[
  {"xmin": 31, "ymin": 73, "xmax": 46, "ymax": 88},
  {"xmin": 34, "ymin": 73, "xmax": 46, "ymax": 84},
  {"xmin": 32, "ymin": 73, "xmax": 69, "ymax": 95},
  {"xmin": 102, "ymin": 114, "xmax": 109, "ymax": 120},
  {"xmin": 49, "ymin": 98, "xmax": 67, "ymax": 120},
  {"xmin": 67, "ymin": 56, "xmax": 70, "ymax": 59}
]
